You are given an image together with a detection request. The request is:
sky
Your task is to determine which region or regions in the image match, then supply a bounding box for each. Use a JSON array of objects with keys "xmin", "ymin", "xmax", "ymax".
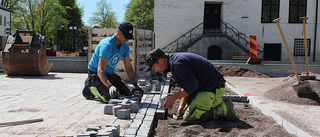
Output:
[{"xmin": 77, "ymin": 0, "xmax": 131, "ymax": 27}]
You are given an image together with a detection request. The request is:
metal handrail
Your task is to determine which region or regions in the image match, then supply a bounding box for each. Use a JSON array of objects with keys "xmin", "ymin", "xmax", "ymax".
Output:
[
  {"xmin": 161, "ymin": 21, "xmax": 263, "ymax": 56},
  {"xmin": 161, "ymin": 23, "xmax": 203, "ymax": 52}
]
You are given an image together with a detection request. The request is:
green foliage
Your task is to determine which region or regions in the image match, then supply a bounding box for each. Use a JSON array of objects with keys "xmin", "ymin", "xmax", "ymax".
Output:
[
  {"xmin": 124, "ymin": 0, "xmax": 154, "ymax": 30},
  {"xmin": 3, "ymin": 0, "xmax": 83, "ymax": 51},
  {"xmin": 89, "ymin": 0, "xmax": 118, "ymax": 28}
]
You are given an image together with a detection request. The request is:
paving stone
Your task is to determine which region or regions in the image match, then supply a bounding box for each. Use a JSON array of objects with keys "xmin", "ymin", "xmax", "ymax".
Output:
[
  {"xmin": 121, "ymin": 104, "xmax": 131, "ymax": 109},
  {"xmin": 104, "ymin": 104, "xmax": 115, "ymax": 115},
  {"xmin": 86, "ymin": 126, "xmax": 101, "ymax": 132},
  {"xmin": 152, "ymin": 84, "xmax": 161, "ymax": 91},
  {"xmin": 147, "ymin": 83, "xmax": 153, "ymax": 91},
  {"xmin": 123, "ymin": 135, "xmax": 135, "ymax": 137},
  {"xmin": 140, "ymin": 86, "xmax": 148, "ymax": 94},
  {"xmin": 105, "ymin": 124, "xmax": 120, "ymax": 137},
  {"xmin": 138, "ymin": 79, "xmax": 146, "ymax": 86},
  {"xmin": 83, "ymin": 131, "xmax": 98, "ymax": 136},
  {"xmin": 156, "ymin": 108, "xmax": 166, "ymax": 120},
  {"xmin": 137, "ymin": 128, "xmax": 150, "ymax": 136},
  {"xmin": 129, "ymin": 122, "xmax": 141, "ymax": 129},
  {"xmin": 128, "ymin": 96, "xmax": 140, "ymax": 102},
  {"xmin": 117, "ymin": 109, "xmax": 130, "ymax": 119},
  {"xmin": 86, "ymin": 124, "xmax": 101, "ymax": 129},
  {"xmin": 151, "ymin": 80, "xmax": 160, "ymax": 85},
  {"xmin": 96, "ymin": 132, "xmax": 112, "ymax": 137},
  {"xmin": 112, "ymin": 105, "xmax": 122, "ymax": 117},
  {"xmin": 104, "ymin": 126, "xmax": 118, "ymax": 137},
  {"xmin": 124, "ymin": 128, "xmax": 137, "ymax": 135},
  {"xmin": 109, "ymin": 99, "xmax": 121, "ymax": 105},
  {"xmin": 121, "ymin": 99, "xmax": 131, "ymax": 104},
  {"xmin": 76, "ymin": 133, "xmax": 90, "ymax": 137},
  {"xmin": 130, "ymin": 102, "xmax": 139, "ymax": 113}
]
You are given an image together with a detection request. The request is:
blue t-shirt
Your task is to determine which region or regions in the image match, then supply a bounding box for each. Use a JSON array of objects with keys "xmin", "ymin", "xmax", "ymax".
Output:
[
  {"xmin": 88, "ymin": 35, "xmax": 130, "ymax": 75},
  {"xmin": 169, "ymin": 52, "xmax": 226, "ymax": 95}
]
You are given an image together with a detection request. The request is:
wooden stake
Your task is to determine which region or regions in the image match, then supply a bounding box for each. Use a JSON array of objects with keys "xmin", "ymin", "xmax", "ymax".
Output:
[{"xmin": 0, "ymin": 118, "xmax": 43, "ymax": 126}]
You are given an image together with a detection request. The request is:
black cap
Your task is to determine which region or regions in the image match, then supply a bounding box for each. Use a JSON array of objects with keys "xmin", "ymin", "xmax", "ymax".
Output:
[
  {"xmin": 119, "ymin": 22, "xmax": 134, "ymax": 40},
  {"xmin": 145, "ymin": 48, "xmax": 164, "ymax": 71}
]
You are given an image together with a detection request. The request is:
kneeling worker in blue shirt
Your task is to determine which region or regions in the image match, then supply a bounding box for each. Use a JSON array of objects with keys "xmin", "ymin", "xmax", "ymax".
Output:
[{"xmin": 82, "ymin": 22, "xmax": 143, "ymax": 103}]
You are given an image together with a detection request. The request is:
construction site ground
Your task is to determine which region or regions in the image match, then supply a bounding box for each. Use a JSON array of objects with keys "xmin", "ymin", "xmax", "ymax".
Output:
[{"xmin": 0, "ymin": 67, "xmax": 320, "ymax": 136}]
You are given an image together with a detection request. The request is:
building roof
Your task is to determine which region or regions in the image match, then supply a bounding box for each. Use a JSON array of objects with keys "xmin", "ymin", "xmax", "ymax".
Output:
[{"xmin": 0, "ymin": 5, "xmax": 12, "ymax": 12}]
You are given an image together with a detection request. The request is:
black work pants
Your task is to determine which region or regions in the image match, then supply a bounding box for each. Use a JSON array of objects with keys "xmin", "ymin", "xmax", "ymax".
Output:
[{"xmin": 82, "ymin": 69, "xmax": 132, "ymax": 100}]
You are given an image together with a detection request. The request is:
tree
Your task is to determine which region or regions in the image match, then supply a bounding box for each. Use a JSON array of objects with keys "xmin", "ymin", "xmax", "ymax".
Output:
[
  {"xmin": 89, "ymin": 0, "xmax": 118, "ymax": 28},
  {"xmin": 124, "ymin": 0, "xmax": 154, "ymax": 30},
  {"xmin": 6, "ymin": 0, "xmax": 83, "ymax": 51}
]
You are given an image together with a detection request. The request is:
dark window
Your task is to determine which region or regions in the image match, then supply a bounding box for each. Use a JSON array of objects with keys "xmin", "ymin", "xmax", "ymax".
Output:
[
  {"xmin": 289, "ymin": 0, "xmax": 307, "ymax": 23},
  {"xmin": 294, "ymin": 38, "xmax": 311, "ymax": 56},
  {"xmin": 261, "ymin": 0, "xmax": 280, "ymax": 23}
]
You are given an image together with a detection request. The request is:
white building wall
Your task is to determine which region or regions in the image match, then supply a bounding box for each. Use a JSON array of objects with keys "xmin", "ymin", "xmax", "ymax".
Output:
[
  {"xmin": 0, "ymin": 9, "xmax": 10, "ymax": 36},
  {"xmin": 155, "ymin": 0, "xmax": 320, "ymax": 62}
]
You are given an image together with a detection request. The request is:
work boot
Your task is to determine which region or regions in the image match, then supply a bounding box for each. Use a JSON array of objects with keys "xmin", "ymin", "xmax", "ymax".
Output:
[
  {"xmin": 82, "ymin": 86, "xmax": 95, "ymax": 100},
  {"xmin": 223, "ymin": 98, "xmax": 238, "ymax": 121},
  {"xmin": 90, "ymin": 86, "xmax": 109, "ymax": 103}
]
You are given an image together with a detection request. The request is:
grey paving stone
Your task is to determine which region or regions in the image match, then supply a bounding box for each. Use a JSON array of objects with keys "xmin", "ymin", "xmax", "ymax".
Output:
[
  {"xmin": 104, "ymin": 126, "xmax": 118, "ymax": 137},
  {"xmin": 109, "ymin": 99, "xmax": 121, "ymax": 105},
  {"xmin": 76, "ymin": 133, "xmax": 90, "ymax": 137},
  {"xmin": 124, "ymin": 128, "xmax": 137, "ymax": 135},
  {"xmin": 117, "ymin": 109, "xmax": 130, "ymax": 119},
  {"xmin": 121, "ymin": 99, "xmax": 131, "ymax": 104},
  {"xmin": 138, "ymin": 79, "xmax": 146, "ymax": 86},
  {"xmin": 105, "ymin": 124, "xmax": 120, "ymax": 137},
  {"xmin": 104, "ymin": 104, "xmax": 115, "ymax": 115},
  {"xmin": 86, "ymin": 124, "xmax": 101, "ymax": 129},
  {"xmin": 129, "ymin": 122, "xmax": 141, "ymax": 129},
  {"xmin": 152, "ymin": 84, "xmax": 161, "ymax": 91},
  {"xmin": 96, "ymin": 132, "xmax": 112, "ymax": 137},
  {"xmin": 137, "ymin": 129, "xmax": 150, "ymax": 137},
  {"xmin": 130, "ymin": 102, "xmax": 139, "ymax": 113},
  {"xmin": 112, "ymin": 105, "xmax": 122, "ymax": 117},
  {"xmin": 121, "ymin": 104, "xmax": 131, "ymax": 109}
]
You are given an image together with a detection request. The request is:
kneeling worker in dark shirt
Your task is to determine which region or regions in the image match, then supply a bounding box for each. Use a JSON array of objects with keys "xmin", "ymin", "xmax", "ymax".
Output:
[{"xmin": 145, "ymin": 48, "xmax": 238, "ymax": 121}]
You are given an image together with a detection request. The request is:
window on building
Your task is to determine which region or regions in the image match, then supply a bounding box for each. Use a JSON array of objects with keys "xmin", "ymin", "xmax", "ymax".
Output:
[
  {"xmin": 289, "ymin": 0, "xmax": 307, "ymax": 23},
  {"xmin": 0, "ymin": 15, "xmax": 2, "ymax": 25},
  {"xmin": 261, "ymin": 0, "xmax": 280, "ymax": 23},
  {"xmin": 294, "ymin": 38, "xmax": 311, "ymax": 56},
  {"xmin": 4, "ymin": 16, "xmax": 6, "ymax": 26}
]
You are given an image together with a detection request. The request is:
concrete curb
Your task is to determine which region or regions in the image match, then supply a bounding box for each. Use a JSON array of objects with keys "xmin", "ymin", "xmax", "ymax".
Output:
[{"xmin": 226, "ymin": 82, "xmax": 312, "ymax": 137}]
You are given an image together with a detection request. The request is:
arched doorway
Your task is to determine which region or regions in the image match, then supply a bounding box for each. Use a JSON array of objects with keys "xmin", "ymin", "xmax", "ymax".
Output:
[{"xmin": 208, "ymin": 45, "xmax": 222, "ymax": 60}]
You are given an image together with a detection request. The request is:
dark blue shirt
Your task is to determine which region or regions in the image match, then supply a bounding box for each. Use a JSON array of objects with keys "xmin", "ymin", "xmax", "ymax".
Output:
[{"xmin": 169, "ymin": 53, "xmax": 226, "ymax": 95}]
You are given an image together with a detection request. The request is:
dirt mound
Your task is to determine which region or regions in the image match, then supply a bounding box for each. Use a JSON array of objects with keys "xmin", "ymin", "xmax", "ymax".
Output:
[
  {"xmin": 264, "ymin": 72, "xmax": 320, "ymax": 105},
  {"xmin": 216, "ymin": 65, "xmax": 269, "ymax": 78}
]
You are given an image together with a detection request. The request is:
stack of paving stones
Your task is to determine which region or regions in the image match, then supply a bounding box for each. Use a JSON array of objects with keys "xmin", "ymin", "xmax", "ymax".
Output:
[
  {"xmin": 71, "ymin": 76, "xmax": 169, "ymax": 137},
  {"xmin": 123, "ymin": 77, "xmax": 170, "ymax": 137},
  {"xmin": 76, "ymin": 124, "xmax": 120, "ymax": 137}
]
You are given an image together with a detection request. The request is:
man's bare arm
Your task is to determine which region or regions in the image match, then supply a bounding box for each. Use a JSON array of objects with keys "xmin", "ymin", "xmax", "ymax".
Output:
[{"xmin": 97, "ymin": 57, "xmax": 112, "ymax": 87}]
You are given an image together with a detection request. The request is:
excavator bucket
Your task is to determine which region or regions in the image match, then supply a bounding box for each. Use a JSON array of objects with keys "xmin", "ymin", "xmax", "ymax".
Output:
[{"xmin": 2, "ymin": 30, "xmax": 53, "ymax": 76}]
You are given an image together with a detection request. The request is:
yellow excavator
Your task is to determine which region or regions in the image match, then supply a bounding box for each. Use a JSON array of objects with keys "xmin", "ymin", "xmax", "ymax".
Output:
[{"xmin": 2, "ymin": 30, "xmax": 53, "ymax": 76}]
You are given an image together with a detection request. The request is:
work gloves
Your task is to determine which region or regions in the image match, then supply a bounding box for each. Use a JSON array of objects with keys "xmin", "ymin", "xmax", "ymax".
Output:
[
  {"xmin": 132, "ymin": 83, "xmax": 144, "ymax": 97},
  {"xmin": 108, "ymin": 85, "xmax": 118, "ymax": 99}
]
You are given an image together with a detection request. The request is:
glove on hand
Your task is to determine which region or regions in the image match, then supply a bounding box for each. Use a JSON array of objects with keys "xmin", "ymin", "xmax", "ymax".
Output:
[
  {"xmin": 108, "ymin": 85, "xmax": 118, "ymax": 99},
  {"xmin": 132, "ymin": 83, "xmax": 144, "ymax": 96}
]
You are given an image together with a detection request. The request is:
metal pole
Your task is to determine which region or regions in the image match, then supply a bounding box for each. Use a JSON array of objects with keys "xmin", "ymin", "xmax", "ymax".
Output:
[
  {"xmin": 54, "ymin": 3, "xmax": 58, "ymax": 51},
  {"xmin": 9, "ymin": 0, "xmax": 11, "ymax": 35},
  {"xmin": 73, "ymin": 27, "xmax": 76, "ymax": 51},
  {"xmin": 313, "ymin": 0, "xmax": 318, "ymax": 62}
]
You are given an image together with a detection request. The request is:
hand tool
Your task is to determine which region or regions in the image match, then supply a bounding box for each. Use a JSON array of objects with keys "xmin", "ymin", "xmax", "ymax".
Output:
[
  {"xmin": 299, "ymin": 17, "xmax": 316, "ymax": 81},
  {"xmin": 273, "ymin": 18, "xmax": 319, "ymax": 103}
]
